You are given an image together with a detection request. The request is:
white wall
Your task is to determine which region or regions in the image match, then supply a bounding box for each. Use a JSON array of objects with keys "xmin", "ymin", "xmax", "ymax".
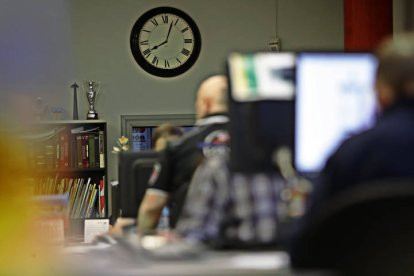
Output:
[{"xmin": 0, "ymin": 0, "xmax": 345, "ymax": 213}]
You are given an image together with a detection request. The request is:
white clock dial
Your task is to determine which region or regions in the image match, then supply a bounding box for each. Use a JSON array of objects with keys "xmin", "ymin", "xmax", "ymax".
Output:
[{"xmin": 138, "ymin": 14, "xmax": 195, "ymax": 69}]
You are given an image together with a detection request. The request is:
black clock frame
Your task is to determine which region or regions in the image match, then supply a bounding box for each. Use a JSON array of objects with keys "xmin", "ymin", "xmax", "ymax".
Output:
[{"xmin": 130, "ymin": 7, "xmax": 202, "ymax": 78}]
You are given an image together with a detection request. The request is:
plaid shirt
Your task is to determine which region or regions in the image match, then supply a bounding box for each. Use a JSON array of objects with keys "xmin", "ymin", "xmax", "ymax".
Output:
[{"xmin": 176, "ymin": 155, "xmax": 285, "ymax": 248}]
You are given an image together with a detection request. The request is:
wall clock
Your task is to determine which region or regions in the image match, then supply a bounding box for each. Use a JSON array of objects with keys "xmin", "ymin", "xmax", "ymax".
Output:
[{"xmin": 130, "ymin": 7, "xmax": 202, "ymax": 77}]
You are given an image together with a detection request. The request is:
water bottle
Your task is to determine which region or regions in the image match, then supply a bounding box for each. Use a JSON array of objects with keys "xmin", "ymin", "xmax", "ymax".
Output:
[{"xmin": 157, "ymin": 206, "xmax": 170, "ymax": 232}]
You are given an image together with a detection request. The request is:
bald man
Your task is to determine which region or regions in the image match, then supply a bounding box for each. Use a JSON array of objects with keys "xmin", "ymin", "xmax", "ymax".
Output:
[{"xmin": 137, "ymin": 75, "xmax": 230, "ymax": 233}]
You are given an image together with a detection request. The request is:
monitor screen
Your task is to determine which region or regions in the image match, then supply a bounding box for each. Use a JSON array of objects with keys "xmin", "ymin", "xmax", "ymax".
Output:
[
  {"xmin": 294, "ymin": 52, "xmax": 379, "ymax": 177},
  {"xmin": 118, "ymin": 150, "xmax": 160, "ymax": 218},
  {"xmin": 130, "ymin": 126, "xmax": 193, "ymax": 151},
  {"xmin": 227, "ymin": 52, "xmax": 296, "ymax": 173}
]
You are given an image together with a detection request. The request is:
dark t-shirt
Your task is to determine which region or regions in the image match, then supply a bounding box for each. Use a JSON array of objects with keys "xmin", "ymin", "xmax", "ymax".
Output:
[
  {"xmin": 148, "ymin": 113, "xmax": 230, "ymax": 227},
  {"xmin": 308, "ymin": 100, "xmax": 414, "ymax": 209}
]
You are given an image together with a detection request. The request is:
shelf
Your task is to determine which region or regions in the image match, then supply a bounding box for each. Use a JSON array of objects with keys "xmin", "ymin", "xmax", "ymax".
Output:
[
  {"xmin": 34, "ymin": 168, "xmax": 106, "ymax": 174},
  {"xmin": 25, "ymin": 120, "xmax": 109, "ymax": 220},
  {"xmin": 30, "ymin": 119, "xmax": 107, "ymax": 125}
]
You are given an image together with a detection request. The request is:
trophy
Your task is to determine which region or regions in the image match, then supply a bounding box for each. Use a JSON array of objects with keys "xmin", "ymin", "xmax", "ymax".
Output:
[{"xmin": 84, "ymin": 81, "xmax": 100, "ymax": 120}]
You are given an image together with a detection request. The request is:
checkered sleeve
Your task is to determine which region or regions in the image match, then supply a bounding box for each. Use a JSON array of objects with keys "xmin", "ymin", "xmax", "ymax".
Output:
[{"xmin": 176, "ymin": 155, "xmax": 230, "ymax": 242}]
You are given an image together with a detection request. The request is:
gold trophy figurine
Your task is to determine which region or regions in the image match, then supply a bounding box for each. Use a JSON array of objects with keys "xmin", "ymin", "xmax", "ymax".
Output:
[{"xmin": 84, "ymin": 81, "xmax": 100, "ymax": 120}]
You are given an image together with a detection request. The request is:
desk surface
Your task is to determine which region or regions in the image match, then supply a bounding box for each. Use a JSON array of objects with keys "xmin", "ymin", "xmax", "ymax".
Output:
[{"xmin": 61, "ymin": 240, "xmax": 327, "ymax": 276}]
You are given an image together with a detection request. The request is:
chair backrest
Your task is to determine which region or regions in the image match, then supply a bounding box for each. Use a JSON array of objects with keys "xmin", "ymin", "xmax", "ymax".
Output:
[{"xmin": 290, "ymin": 179, "xmax": 414, "ymax": 276}]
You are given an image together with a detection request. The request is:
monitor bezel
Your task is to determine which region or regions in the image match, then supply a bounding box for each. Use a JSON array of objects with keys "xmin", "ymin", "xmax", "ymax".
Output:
[{"xmin": 293, "ymin": 50, "xmax": 379, "ymax": 179}]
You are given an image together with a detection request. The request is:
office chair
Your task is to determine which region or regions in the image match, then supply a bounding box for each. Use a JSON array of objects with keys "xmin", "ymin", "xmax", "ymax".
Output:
[{"xmin": 289, "ymin": 179, "xmax": 414, "ymax": 276}]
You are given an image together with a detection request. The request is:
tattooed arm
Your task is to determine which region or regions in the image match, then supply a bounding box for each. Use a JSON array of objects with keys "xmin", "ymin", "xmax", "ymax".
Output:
[{"xmin": 137, "ymin": 189, "xmax": 169, "ymax": 234}]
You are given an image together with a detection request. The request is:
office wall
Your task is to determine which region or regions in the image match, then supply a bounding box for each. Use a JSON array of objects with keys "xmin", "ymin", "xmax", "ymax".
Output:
[
  {"xmin": 393, "ymin": 0, "xmax": 412, "ymax": 33},
  {"xmin": 1, "ymin": 0, "xmax": 345, "ymax": 213},
  {"xmin": 394, "ymin": 0, "xmax": 405, "ymax": 33},
  {"xmin": 0, "ymin": 0, "xmax": 75, "ymax": 125},
  {"xmin": 71, "ymin": 0, "xmax": 344, "ymax": 184}
]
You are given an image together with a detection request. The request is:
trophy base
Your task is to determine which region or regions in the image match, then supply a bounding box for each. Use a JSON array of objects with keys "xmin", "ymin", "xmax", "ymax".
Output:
[{"xmin": 87, "ymin": 113, "xmax": 98, "ymax": 120}]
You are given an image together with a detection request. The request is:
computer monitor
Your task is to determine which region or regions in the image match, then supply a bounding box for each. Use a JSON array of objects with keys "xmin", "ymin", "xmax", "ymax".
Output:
[
  {"xmin": 227, "ymin": 52, "xmax": 296, "ymax": 173},
  {"xmin": 294, "ymin": 52, "xmax": 379, "ymax": 177},
  {"xmin": 117, "ymin": 150, "xmax": 160, "ymax": 218}
]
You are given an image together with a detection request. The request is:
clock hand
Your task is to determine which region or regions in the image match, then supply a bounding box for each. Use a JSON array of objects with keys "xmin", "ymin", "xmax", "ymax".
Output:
[
  {"xmin": 150, "ymin": 40, "xmax": 167, "ymax": 50},
  {"xmin": 165, "ymin": 22, "xmax": 173, "ymax": 42},
  {"xmin": 151, "ymin": 23, "xmax": 173, "ymax": 50},
  {"xmin": 150, "ymin": 23, "xmax": 174, "ymax": 50}
]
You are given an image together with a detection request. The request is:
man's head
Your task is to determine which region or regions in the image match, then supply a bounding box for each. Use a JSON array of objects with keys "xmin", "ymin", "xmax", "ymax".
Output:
[
  {"xmin": 195, "ymin": 75, "xmax": 228, "ymax": 120},
  {"xmin": 376, "ymin": 33, "xmax": 414, "ymax": 110},
  {"xmin": 152, "ymin": 123, "xmax": 184, "ymax": 151}
]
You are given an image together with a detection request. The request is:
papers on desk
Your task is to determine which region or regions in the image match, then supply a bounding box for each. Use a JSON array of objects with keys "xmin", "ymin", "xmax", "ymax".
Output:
[
  {"xmin": 84, "ymin": 219, "xmax": 109, "ymax": 243},
  {"xmin": 229, "ymin": 252, "xmax": 290, "ymax": 270}
]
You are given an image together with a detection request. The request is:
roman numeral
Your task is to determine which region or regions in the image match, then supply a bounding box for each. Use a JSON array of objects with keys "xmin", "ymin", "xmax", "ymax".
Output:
[
  {"xmin": 176, "ymin": 58, "xmax": 182, "ymax": 64},
  {"xmin": 181, "ymin": 27, "xmax": 189, "ymax": 33},
  {"xmin": 143, "ymin": 48, "xmax": 151, "ymax": 57},
  {"xmin": 142, "ymin": 29, "xmax": 150, "ymax": 33},
  {"xmin": 165, "ymin": 60, "xmax": 170, "ymax": 68},
  {"xmin": 152, "ymin": 56, "xmax": 159, "ymax": 66},
  {"xmin": 151, "ymin": 18, "xmax": 159, "ymax": 26},
  {"xmin": 162, "ymin": 15, "xmax": 168, "ymax": 23},
  {"xmin": 175, "ymin": 18, "xmax": 179, "ymax": 25},
  {"xmin": 140, "ymin": 40, "xmax": 149, "ymax": 45},
  {"xmin": 181, "ymin": 48, "xmax": 190, "ymax": 56},
  {"xmin": 184, "ymin": 39, "xmax": 193, "ymax": 44}
]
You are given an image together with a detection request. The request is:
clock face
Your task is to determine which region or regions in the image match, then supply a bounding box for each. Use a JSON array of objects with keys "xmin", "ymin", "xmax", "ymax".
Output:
[{"xmin": 130, "ymin": 7, "xmax": 201, "ymax": 77}]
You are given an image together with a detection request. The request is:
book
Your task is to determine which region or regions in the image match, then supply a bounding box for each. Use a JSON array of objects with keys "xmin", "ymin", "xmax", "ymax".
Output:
[
  {"xmin": 44, "ymin": 139, "xmax": 55, "ymax": 169},
  {"xmin": 57, "ymin": 178, "xmax": 64, "ymax": 194},
  {"xmin": 23, "ymin": 127, "xmax": 66, "ymax": 169},
  {"xmin": 88, "ymin": 133, "xmax": 97, "ymax": 168},
  {"xmin": 80, "ymin": 182, "xmax": 93, "ymax": 218},
  {"xmin": 85, "ymin": 182, "xmax": 96, "ymax": 218},
  {"xmin": 86, "ymin": 185, "xmax": 98, "ymax": 218},
  {"xmin": 70, "ymin": 135, "xmax": 77, "ymax": 168},
  {"xmin": 99, "ymin": 130, "xmax": 105, "ymax": 168},
  {"xmin": 99, "ymin": 178, "xmax": 105, "ymax": 218},
  {"xmin": 75, "ymin": 178, "xmax": 91, "ymax": 218},
  {"xmin": 59, "ymin": 130, "xmax": 70, "ymax": 168},
  {"xmin": 71, "ymin": 178, "xmax": 85, "ymax": 218},
  {"xmin": 68, "ymin": 178, "xmax": 80, "ymax": 212},
  {"xmin": 70, "ymin": 126, "xmax": 84, "ymax": 134},
  {"xmin": 76, "ymin": 134, "xmax": 83, "ymax": 168},
  {"xmin": 93, "ymin": 133, "xmax": 100, "ymax": 168},
  {"xmin": 82, "ymin": 133, "xmax": 90, "ymax": 168},
  {"xmin": 66, "ymin": 178, "xmax": 74, "ymax": 197},
  {"xmin": 55, "ymin": 131, "xmax": 60, "ymax": 169}
]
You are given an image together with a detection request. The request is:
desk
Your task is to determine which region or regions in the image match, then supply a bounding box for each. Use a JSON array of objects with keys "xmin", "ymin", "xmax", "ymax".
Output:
[{"xmin": 61, "ymin": 239, "xmax": 329, "ymax": 276}]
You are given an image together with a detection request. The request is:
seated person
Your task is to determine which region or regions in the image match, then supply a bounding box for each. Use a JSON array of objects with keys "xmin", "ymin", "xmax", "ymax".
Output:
[
  {"xmin": 151, "ymin": 123, "xmax": 184, "ymax": 152},
  {"xmin": 138, "ymin": 75, "xmax": 230, "ymax": 234},
  {"xmin": 289, "ymin": 33, "xmax": 414, "ymax": 267},
  {"xmin": 110, "ymin": 123, "xmax": 184, "ymax": 235},
  {"xmin": 175, "ymin": 154, "xmax": 285, "ymax": 249}
]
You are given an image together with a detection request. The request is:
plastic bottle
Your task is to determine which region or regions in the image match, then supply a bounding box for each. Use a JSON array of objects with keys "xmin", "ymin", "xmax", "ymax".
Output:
[{"xmin": 157, "ymin": 206, "xmax": 170, "ymax": 232}]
